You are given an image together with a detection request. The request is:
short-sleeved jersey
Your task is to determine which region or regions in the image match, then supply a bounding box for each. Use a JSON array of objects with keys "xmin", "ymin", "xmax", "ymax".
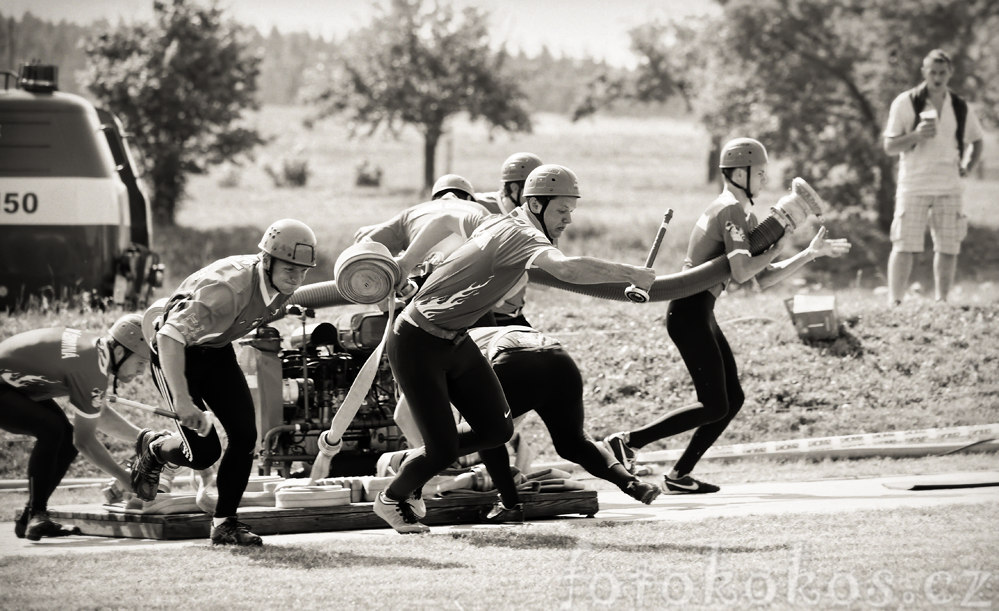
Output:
[
  {"xmin": 0, "ymin": 327, "xmax": 109, "ymax": 418},
  {"xmin": 683, "ymin": 191, "xmax": 759, "ymax": 296},
  {"xmin": 468, "ymin": 325, "xmax": 561, "ymax": 362},
  {"xmin": 884, "ymin": 89, "xmax": 984, "ymax": 196},
  {"xmin": 158, "ymin": 254, "xmax": 292, "ymax": 348},
  {"xmin": 408, "ymin": 207, "xmax": 557, "ymax": 331},
  {"xmin": 353, "ymin": 198, "xmax": 492, "ymax": 260},
  {"xmin": 474, "ymin": 190, "xmax": 520, "ymax": 215}
]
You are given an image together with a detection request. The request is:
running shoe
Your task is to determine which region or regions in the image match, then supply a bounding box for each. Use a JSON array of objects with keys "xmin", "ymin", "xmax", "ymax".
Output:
[
  {"xmin": 373, "ymin": 492, "xmax": 429, "ymax": 534},
  {"xmin": 210, "ymin": 517, "xmax": 263, "ymax": 546},
  {"xmin": 624, "ymin": 480, "xmax": 662, "ymax": 504},
  {"xmin": 24, "ymin": 511, "xmax": 82, "ymax": 541},
  {"xmin": 130, "ymin": 429, "xmax": 168, "ymax": 501},
  {"xmin": 481, "ymin": 501, "xmax": 525, "ymax": 524},
  {"xmin": 663, "ymin": 474, "xmax": 720, "ymax": 494}
]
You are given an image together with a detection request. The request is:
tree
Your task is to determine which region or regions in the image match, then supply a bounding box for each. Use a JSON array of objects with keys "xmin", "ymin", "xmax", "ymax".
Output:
[
  {"xmin": 303, "ymin": 0, "xmax": 531, "ymax": 191},
  {"xmin": 575, "ymin": 0, "xmax": 999, "ymax": 232},
  {"xmin": 81, "ymin": 0, "xmax": 265, "ymax": 225},
  {"xmin": 710, "ymin": 0, "xmax": 998, "ymax": 231}
]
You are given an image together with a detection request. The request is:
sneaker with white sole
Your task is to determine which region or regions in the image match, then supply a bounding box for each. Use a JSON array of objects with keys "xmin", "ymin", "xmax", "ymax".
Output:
[
  {"xmin": 210, "ymin": 517, "xmax": 262, "ymax": 546},
  {"xmin": 24, "ymin": 511, "xmax": 82, "ymax": 541},
  {"xmin": 130, "ymin": 429, "xmax": 169, "ymax": 501},
  {"xmin": 663, "ymin": 474, "xmax": 720, "ymax": 494},
  {"xmin": 604, "ymin": 432, "xmax": 636, "ymax": 474},
  {"xmin": 373, "ymin": 492, "xmax": 429, "ymax": 534},
  {"xmin": 624, "ymin": 480, "xmax": 662, "ymax": 504},
  {"xmin": 481, "ymin": 501, "xmax": 525, "ymax": 524}
]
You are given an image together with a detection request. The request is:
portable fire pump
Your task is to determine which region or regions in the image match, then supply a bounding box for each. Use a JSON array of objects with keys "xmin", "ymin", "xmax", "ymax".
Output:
[{"xmin": 237, "ymin": 308, "xmax": 406, "ymax": 478}]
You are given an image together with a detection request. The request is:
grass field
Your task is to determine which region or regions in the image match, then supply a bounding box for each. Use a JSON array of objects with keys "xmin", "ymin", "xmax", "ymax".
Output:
[
  {"xmin": 2, "ymin": 499, "xmax": 997, "ymax": 609},
  {"xmin": 1, "ymin": 108, "xmax": 997, "ymax": 609}
]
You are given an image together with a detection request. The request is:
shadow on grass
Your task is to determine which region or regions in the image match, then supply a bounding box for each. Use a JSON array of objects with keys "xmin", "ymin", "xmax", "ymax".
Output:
[
  {"xmin": 448, "ymin": 527, "xmax": 790, "ymax": 555},
  {"xmin": 222, "ymin": 545, "xmax": 467, "ymax": 570},
  {"xmin": 799, "ymin": 326, "xmax": 865, "ymax": 357}
]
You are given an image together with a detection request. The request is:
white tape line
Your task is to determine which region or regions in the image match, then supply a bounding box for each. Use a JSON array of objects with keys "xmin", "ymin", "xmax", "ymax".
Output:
[{"xmin": 637, "ymin": 423, "xmax": 999, "ymax": 464}]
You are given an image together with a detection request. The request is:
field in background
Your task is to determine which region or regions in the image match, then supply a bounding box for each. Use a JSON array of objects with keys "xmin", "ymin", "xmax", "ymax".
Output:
[
  {"xmin": 172, "ymin": 107, "xmax": 999, "ymax": 293},
  {"xmin": 2, "ymin": 106, "xmax": 997, "ymax": 479}
]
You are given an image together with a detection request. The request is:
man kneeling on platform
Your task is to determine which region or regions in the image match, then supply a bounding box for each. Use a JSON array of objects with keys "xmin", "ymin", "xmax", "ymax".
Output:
[
  {"xmin": 393, "ymin": 326, "xmax": 661, "ymax": 523},
  {"xmin": 0, "ymin": 315, "xmax": 152, "ymax": 540}
]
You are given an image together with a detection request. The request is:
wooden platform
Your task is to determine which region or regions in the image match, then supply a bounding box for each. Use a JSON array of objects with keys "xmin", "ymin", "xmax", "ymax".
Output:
[{"xmin": 46, "ymin": 490, "xmax": 599, "ymax": 540}]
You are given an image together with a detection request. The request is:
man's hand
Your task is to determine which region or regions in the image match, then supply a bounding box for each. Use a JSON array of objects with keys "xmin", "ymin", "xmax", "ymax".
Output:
[
  {"xmin": 627, "ymin": 265, "xmax": 656, "ymax": 291},
  {"xmin": 807, "ymin": 226, "xmax": 852, "ymax": 259},
  {"xmin": 915, "ymin": 119, "xmax": 937, "ymax": 141},
  {"xmin": 174, "ymin": 396, "xmax": 212, "ymax": 437}
]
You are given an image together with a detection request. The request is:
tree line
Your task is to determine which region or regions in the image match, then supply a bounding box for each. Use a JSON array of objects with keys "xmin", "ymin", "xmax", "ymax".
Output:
[
  {"xmin": 3, "ymin": 0, "xmax": 995, "ymax": 234},
  {"xmin": 0, "ymin": 9, "xmax": 624, "ymax": 113}
]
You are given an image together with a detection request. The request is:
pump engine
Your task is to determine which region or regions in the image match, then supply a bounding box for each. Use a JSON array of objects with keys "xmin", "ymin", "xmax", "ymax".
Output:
[{"xmin": 239, "ymin": 310, "xmax": 407, "ymax": 477}]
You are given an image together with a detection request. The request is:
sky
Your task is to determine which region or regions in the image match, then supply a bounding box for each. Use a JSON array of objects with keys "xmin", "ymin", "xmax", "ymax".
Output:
[{"xmin": 4, "ymin": 0, "xmax": 717, "ymax": 69}]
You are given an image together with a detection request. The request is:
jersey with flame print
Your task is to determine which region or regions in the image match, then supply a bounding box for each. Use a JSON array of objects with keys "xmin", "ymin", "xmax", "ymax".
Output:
[{"xmin": 410, "ymin": 208, "xmax": 556, "ymax": 331}]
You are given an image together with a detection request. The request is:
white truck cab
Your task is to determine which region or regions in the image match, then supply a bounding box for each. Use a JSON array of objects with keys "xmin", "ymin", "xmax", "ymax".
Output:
[{"xmin": 0, "ymin": 63, "xmax": 163, "ymax": 310}]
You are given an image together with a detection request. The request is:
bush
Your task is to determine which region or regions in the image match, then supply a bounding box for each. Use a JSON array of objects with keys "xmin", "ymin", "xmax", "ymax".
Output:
[{"xmin": 262, "ymin": 157, "xmax": 310, "ymax": 188}]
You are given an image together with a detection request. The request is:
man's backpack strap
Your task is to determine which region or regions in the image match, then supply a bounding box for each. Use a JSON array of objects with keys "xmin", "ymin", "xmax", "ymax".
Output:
[{"xmin": 907, "ymin": 83, "xmax": 967, "ymax": 157}]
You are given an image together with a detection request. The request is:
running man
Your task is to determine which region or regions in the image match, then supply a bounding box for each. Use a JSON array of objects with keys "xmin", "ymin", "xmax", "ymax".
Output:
[
  {"xmin": 604, "ymin": 138, "xmax": 850, "ymax": 494},
  {"xmin": 373, "ymin": 163, "xmax": 655, "ymax": 533},
  {"xmin": 393, "ymin": 325, "xmax": 662, "ymax": 522},
  {"xmin": 132, "ymin": 219, "xmax": 317, "ymax": 546}
]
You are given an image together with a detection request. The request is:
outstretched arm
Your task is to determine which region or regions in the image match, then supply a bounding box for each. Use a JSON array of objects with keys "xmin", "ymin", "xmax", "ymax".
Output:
[
  {"xmin": 756, "ymin": 226, "xmax": 851, "ymax": 290},
  {"xmin": 533, "ymin": 249, "xmax": 655, "ymax": 288}
]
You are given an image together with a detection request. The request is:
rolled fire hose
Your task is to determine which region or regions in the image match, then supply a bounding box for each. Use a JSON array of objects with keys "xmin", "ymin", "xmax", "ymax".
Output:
[
  {"xmin": 526, "ymin": 177, "xmax": 826, "ymax": 303},
  {"xmin": 333, "ymin": 241, "xmax": 402, "ymax": 305}
]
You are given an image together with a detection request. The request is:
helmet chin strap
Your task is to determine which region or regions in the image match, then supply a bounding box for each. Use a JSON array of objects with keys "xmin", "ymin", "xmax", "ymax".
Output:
[
  {"xmin": 529, "ymin": 200, "xmax": 554, "ymax": 242},
  {"xmin": 262, "ymin": 253, "xmax": 282, "ymax": 293},
  {"xmin": 725, "ymin": 167, "xmax": 756, "ymax": 207},
  {"xmin": 107, "ymin": 339, "xmax": 129, "ymax": 394}
]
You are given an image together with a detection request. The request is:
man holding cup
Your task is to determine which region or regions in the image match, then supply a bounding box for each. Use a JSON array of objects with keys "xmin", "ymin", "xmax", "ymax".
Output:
[{"xmin": 883, "ymin": 48, "xmax": 985, "ymax": 305}]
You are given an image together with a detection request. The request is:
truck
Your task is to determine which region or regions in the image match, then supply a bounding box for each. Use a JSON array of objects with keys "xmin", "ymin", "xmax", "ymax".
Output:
[{"xmin": 0, "ymin": 62, "xmax": 163, "ymax": 310}]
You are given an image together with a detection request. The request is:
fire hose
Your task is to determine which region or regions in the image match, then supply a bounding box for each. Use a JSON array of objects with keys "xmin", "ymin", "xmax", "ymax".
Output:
[
  {"xmin": 287, "ymin": 178, "xmax": 826, "ymax": 310},
  {"xmin": 526, "ymin": 177, "xmax": 826, "ymax": 302}
]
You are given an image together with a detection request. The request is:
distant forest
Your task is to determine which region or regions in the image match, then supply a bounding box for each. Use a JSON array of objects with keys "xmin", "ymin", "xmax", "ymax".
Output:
[{"xmin": 0, "ymin": 11, "xmax": 667, "ymax": 116}]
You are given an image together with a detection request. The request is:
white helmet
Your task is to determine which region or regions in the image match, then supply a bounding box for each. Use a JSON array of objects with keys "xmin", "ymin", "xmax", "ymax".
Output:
[
  {"xmin": 431, "ymin": 174, "xmax": 474, "ymax": 200},
  {"xmin": 258, "ymin": 219, "xmax": 317, "ymax": 267},
  {"xmin": 500, "ymin": 152, "xmax": 543, "ymax": 183},
  {"xmin": 109, "ymin": 313, "xmax": 149, "ymax": 360},
  {"xmin": 523, "ymin": 164, "xmax": 580, "ymax": 198}
]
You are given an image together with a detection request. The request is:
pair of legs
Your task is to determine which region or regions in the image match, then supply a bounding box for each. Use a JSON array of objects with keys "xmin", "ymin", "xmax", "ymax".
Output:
[
  {"xmin": 149, "ymin": 344, "xmax": 257, "ymax": 519},
  {"xmin": 385, "ymin": 320, "xmax": 514, "ymax": 506},
  {"xmin": 0, "ymin": 388, "xmax": 78, "ymax": 526},
  {"xmin": 618, "ymin": 291, "xmax": 744, "ymax": 481},
  {"xmin": 888, "ymin": 193, "xmax": 966, "ymax": 304},
  {"xmin": 476, "ymin": 346, "xmax": 643, "ymax": 508}
]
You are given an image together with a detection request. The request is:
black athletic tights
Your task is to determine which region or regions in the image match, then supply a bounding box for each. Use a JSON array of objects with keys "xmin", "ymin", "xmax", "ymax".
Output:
[
  {"xmin": 150, "ymin": 344, "xmax": 257, "ymax": 518},
  {"xmin": 477, "ymin": 346, "xmax": 634, "ymax": 507},
  {"xmin": 0, "ymin": 387, "xmax": 79, "ymax": 514},
  {"xmin": 385, "ymin": 319, "xmax": 514, "ymax": 502},
  {"xmin": 628, "ymin": 291, "xmax": 745, "ymax": 476}
]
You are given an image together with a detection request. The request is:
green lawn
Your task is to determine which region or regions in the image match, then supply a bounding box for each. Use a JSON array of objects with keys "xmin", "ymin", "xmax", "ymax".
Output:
[{"xmin": 2, "ymin": 501, "xmax": 996, "ymax": 609}]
